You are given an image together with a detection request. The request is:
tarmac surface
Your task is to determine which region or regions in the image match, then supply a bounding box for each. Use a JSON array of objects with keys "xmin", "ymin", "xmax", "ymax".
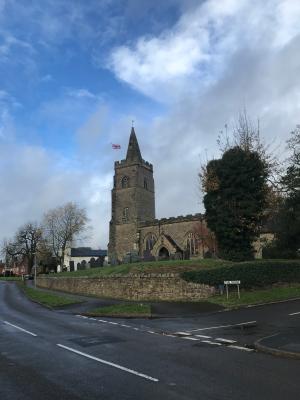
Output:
[
  {"xmin": 29, "ymin": 280, "xmax": 300, "ymax": 358},
  {"xmin": 1, "ymin": 281, "xmax": 299, "ymax": 400}
]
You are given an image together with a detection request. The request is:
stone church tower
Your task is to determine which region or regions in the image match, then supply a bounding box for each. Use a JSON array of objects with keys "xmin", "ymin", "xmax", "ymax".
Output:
[{"xmin": 108, "ymin": 128, "xmax": 155, "ymax": 262}]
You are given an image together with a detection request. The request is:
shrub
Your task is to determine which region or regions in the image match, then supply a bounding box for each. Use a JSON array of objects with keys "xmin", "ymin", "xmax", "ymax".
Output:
[{"xmin": 181, "ymin": 260, "xmax": 300, "ymax": 288}]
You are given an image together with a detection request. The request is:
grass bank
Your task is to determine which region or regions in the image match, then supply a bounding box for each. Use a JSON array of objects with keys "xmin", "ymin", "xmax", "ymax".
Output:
[
  {"xmin": 209, "ymin": 284, "xmax": 300, "ymax": 308},
  {"xmin": 20, "ymin": 284, "xmax": 82, "ymax": 308},
  {"xmin": 84, "ymin": 303, "xmax": 151, "ymax": 318},
  {"xmin": 0, "ymin": 276, "xmax": 22, "ymax": 281},
  {"xmin": 52, "ymin": 258, "xmax": 225, "ymax": 278}
]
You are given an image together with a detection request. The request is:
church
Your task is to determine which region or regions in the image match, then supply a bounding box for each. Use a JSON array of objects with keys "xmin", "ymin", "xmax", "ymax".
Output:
[{"xmin": 108, "ymin": 128, "xmax": 216, "ymax": 264}]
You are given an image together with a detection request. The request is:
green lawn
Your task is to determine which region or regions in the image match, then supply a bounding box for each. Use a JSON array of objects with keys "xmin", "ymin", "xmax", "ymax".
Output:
[
  {"xmin": 0, "ymin": 276, "xmax": 22, "ymax": 281},
  {"xmin": 209, "ymin": 284, "xmax": 300, "ymax": 308},
  {"xmin": 85, "ymin": 303, "xmax": 151, "ymax": 317},
  {"xmin": 55, "ymin": 258, "xmax": 225, "ymax": 278},
  {"xmin": 21, "ymin": 285, "xmax": 82, "ymax": 307}
]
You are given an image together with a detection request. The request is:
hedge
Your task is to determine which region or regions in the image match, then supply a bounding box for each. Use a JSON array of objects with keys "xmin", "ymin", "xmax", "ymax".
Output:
[{"xmin": 181, "ymin": 260, "xmax": 300, "ymax": 289}]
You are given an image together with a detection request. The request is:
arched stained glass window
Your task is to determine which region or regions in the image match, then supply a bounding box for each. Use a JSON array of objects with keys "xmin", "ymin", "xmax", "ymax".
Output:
[
  {"xmin": 186, "ymin": 232, "xmax": 197, "ymax": 255},
  {"xmin": 144, "ymin": 233, "xmax": 157, "ymax": 251}
]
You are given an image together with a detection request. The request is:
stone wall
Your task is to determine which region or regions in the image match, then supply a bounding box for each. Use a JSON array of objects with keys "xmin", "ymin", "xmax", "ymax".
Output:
[{"xmin": 37, "ymin": 274, "xmax": 215, "ymax": 301}]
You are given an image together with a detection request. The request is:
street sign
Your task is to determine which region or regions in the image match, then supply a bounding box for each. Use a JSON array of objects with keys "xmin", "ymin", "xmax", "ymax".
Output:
[{"xmin": 224, "ymin": 280, "xmax": 241, "ymax": 299}]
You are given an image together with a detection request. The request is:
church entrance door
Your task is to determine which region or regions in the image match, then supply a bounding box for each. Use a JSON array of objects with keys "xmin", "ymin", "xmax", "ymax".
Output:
[{"xmin": 158, "ymin": 247, "xmax": 169, "ymax": 260}]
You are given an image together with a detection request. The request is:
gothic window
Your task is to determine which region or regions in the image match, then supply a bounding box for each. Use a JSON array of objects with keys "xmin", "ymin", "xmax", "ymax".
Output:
[
  {"xmin": 123, "ymin": 207, "xmax": 129, "ymax": 222},
  {"xmin": 121, "ymin": 176, "xmax": 129, "ymax": 188},
  {"xmin": 186, "ymin": 232, "xmax": 197, "ymax": 255},
  {"xmin": 144, "ymin": 178, "xmax": 148, "ymax": 190},
  {"xmin": 144, "ymin": 233, "xmax": 157, "ymax": 251}
]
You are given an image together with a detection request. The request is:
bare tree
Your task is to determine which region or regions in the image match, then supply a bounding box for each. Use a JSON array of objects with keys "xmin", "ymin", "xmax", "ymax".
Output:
[
  {"xmin": 2, "ymin": 222, "xmax": 44, "ymax": 273},
  {"xmin": 43, "ymin": 202, "xmax": 88, "ymax": 270}
]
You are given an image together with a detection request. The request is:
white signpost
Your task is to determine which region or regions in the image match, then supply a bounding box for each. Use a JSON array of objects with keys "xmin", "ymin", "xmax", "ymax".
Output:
[{"xmin": 224, "ymin": 280, "xmax": 241, "ymax": 299}]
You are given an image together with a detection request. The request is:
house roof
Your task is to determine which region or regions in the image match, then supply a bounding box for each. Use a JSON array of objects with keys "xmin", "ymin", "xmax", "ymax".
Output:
[{"xmin": 70, "ymin": 247, "xmax": 107, "ymax": 257}]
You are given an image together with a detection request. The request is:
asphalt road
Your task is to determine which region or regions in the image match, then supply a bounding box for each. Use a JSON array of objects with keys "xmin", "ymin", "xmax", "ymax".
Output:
[{"xmin": 0, "ymin": 281, "xmax": 299, "ymax": 400}]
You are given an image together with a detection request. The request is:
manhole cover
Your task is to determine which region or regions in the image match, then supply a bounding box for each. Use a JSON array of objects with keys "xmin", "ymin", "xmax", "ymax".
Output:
[{"xmin": 69, "ymin": 336, "xmax": 125, "ymax": 347}]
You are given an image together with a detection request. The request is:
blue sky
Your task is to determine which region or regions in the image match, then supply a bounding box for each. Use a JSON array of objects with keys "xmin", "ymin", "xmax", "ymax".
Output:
[{"xmin": 1, "ymin": 0, "xmax": 300, "ymax": 249}]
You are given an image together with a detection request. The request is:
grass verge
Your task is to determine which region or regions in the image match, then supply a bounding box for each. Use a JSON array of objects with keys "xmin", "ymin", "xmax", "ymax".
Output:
[
  {"xmin": 0, "ymin": 276, "xmax": 22, "ymax": 281},
  {"xmin": 20, "ymin": 284, "xmax": 82, "ymax": 308},
  {"xmin": 84, "ymin": 303, "xmax": 152, "ymax": 318},
  {"xmin": 208, "ymin": 284, "xmax": 300, "ymax": 308},
  {"xmin": 53, "ymin": 258, "xmax": 226, "ymax": 278}
]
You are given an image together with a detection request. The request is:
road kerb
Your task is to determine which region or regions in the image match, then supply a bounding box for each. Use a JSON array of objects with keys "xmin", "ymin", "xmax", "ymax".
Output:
[{"xmin": 254, "ymin": 334, "xmax": 300, "ymax": 360}]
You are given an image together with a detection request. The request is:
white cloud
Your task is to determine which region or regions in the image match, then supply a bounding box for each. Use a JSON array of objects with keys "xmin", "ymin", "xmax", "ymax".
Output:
[
  {"xmin": 68, "ymin": 88, "xmax": 101, "ymax": 101},
  {"xmin": 108, "ymin": 0, "xmax": 300, "ymax": 102}
]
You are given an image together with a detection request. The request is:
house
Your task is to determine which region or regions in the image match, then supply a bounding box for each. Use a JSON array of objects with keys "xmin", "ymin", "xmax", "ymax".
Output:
[{"xmin": 63, "ymin": 247, "xmax": 107, "ymax": 272}]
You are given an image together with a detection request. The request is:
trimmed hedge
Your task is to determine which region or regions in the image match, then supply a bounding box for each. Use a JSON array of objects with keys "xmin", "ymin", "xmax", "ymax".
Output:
[{"xmin": 181, "ymin": 260, "xmax": 300, "ymax": 289}]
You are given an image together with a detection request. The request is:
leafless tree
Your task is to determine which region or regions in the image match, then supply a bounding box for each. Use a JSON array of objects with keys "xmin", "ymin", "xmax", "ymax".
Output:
[
  {"xmin": 2, "ymin": 222, "xmax": 44, "ymax": 273},
  {"xmin": 43, "ymin": 202, "xmax": 88, "ymax": 269}
]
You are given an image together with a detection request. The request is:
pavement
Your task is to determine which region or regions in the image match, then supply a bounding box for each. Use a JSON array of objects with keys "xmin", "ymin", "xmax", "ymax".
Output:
[
  {"xmin": 1, "ymin": 280, "xmax": 300, "ymax": 400},
  {"xmin": 254, "ymin": 327, "xmax": 300, "ymax": 359},
  {"xmin": 29, "ymin": 280, "xmax": 300, "ymax": 359}
]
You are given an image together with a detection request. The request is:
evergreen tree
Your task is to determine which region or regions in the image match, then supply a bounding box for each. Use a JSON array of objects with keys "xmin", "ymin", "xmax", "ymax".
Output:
[
  {"xmin": 203, "ymin": 146, "xmax": 268, "ymax": 261},
  {"xmin": 272, "ymin": 126, "xmax": 300, "ymax": 257}
]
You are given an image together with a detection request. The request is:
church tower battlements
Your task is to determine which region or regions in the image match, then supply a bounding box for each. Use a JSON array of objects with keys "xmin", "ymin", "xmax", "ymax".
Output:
[{"xmin": 108, "ymin": 128, "xmax": 155, "ymax": 262}]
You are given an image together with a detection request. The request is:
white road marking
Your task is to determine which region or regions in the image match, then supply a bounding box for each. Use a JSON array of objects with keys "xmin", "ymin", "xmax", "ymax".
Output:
[
  {"xmin": 108, "ymin": 321, "xmax": 118, "ymax": 325},
  {"xmin": 181, "ymin": 337, "xmax": 199, "ymax": 341},
  {"xmin": 195, "ymin": 335, "xmax": 211, "ymax": 339},
  {"xmin": 120, "ymin": 324, "xmax": 131, "ymax": 328},
  {"xmin": 189, "ymin": 321, "xmax": 257, "ymax": 332},
  {"xmin": 174, "ymin": 332, "xmax": 192, "ymax": 336},
  {"xmin": 3, "ymin": 321, "xmax": 37, "ymax": 337},
  {"xmin": 289, "ymin": 311, "xmax": 300, "ymax": 316},
  {"xmin": 201, "ymin": 340, "xmax": 222, "ymax": 346},
  {"xmin": 228, "ymin": 345, "xmax": 254, "ymax": 352},
  {"xmin": 215, "ymin": 338, "xmax": 237, "ymax": 344},
  {"xmin": 57, "ymin": 344, "xmax": 159, "ymax": 382},
  {"xmin": 97, "ymin": 319, "xmax": 108, "ymax": 323}
]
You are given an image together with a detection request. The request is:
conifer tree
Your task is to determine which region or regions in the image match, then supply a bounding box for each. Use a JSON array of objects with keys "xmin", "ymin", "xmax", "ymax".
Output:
[{"xmin": 201, "ymin": 112, "xmax": 270, "ymax": 261}]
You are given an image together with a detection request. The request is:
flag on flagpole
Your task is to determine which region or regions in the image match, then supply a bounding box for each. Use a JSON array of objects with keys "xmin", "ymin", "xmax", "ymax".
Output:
[{"xmin": 112, "ymin": 143, "xmax": 121, "ymax": 149}]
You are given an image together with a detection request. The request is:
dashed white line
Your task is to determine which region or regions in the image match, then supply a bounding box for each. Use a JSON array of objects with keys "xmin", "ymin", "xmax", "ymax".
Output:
[
  {"xmin": 289, "ymin": 311, "xmax": 300, "ymax": 316},
  {"xmin": 120, "ymin": 324, "xmax": 131, "ymax": 328},
  {"xmin": 228, "ymin": 345, "xmax": 254, "ymax": 352},
  {"xmin": 108, "ymin": 321, "xmax": 118, "ymax": 325},
  {"xmin": 215, "ymin": 338, "xmax": 237, "ymax": 344},
  {"xmin": 181, "ymin": 337, "xmax": 200, "ymax": 341},
  {"xmin": 201, "ymin": 340, "xmax": 222, "ymax": 346},
  {"xmin": 3, "ymin": 321, "xmax": 37, "ymax": 337},
  {"xmin": 195, "ymin": 334, "xmax": 211, "ymax": 339},
  {"xmin": 174, "ymin": 332, "xmax": 192, "ymax": 336},
  {"xmin": 57, "ymin": 344, "xmax": 159, "ymax": 382},
  {"xmin": 97, "ymin": 319, "xmax": 108, "ymax": 323},
  {"xmin": 189, "ymin": 321, "xmax": 257, "ymax": 332}
]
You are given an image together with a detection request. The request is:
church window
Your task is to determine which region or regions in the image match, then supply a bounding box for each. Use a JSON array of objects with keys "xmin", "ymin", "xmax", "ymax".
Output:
[
  {"xmin": 123, "ymin": 207, "xmax": 129, "ymax": 222},
  {"xmin": 144, "ymin": 178, "xmax": 148, "ymax": 190},
  {"xmin": 121, "ymin": 176, "xmax": 129, "ymax": 188},
  {"xmin": 186, "ymin": 232, "xmax": 197, "ymax": 255},
  {"xmin": 144, "ymin": 233, "xmax": 157, "ymax": 251}
]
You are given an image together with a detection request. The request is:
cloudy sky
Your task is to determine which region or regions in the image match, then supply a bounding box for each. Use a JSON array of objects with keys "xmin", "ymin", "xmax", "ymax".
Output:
[{"xmin": 0, "ymin": 0, "xmax": 299, "ymax": 249}]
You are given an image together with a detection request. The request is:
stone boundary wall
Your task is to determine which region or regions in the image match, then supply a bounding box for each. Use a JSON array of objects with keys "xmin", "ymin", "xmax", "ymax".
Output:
[{"xmin": 37, "ymin": 273, "xmax": 215, "ymax": 301}]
